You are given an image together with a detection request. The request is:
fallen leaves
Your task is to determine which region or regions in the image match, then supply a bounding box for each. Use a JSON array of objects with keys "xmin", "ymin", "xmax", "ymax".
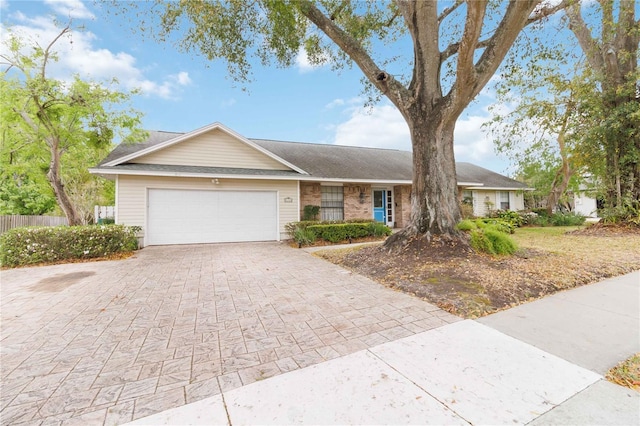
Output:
[{"xmin": 317, "ymin": 226, "xmax": 640, "ymax": 318}]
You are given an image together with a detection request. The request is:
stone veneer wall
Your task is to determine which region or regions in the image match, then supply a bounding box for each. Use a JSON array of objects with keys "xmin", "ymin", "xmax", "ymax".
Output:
[
  {"xmin": 299, "ymin": 182, "xmax": 374, "ymax": 221},
  {"xmin": 299, "ymin": 182, "xmax": 322, "ymax": 219},
  {"xmin": 394, "ymin": 185, "xmax": 411, "ymax": 228},
  {"xmin": 343, "ymin": 184, "xmax": 371, "ymax": 220}
]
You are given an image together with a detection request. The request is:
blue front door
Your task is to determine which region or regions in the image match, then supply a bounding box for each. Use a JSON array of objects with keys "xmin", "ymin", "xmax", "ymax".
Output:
[{"xmin": 373, "ymin": 190, "xmax": 387, "ymax": 223}]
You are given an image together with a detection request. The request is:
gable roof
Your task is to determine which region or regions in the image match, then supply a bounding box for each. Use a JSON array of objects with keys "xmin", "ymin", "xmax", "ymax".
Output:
[
  {"xmin": 455, "ymin": 162, "xmax": 529, "ymax": 190},
  {"xmin": 100, "ymin": 122, "xmax": 306, "ymax": 174},
  {"xmin": 91, "ymin": 125, "xmax": 528, "ymax": 189}
]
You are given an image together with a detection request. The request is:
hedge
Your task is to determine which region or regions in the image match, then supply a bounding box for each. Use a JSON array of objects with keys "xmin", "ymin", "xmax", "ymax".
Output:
[
  {"xmin": 287, "ymin": 220, "xmax": 391, "ymax": 245},
  {"xmin": 1, "ymin": 224, "xmax": 140, "ymax": 267}
]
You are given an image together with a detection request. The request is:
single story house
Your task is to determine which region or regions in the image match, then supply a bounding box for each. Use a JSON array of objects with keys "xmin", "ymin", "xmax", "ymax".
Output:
[{"xmin": 90, "ymin": 122, "xmax": 528, "ymax": 246}]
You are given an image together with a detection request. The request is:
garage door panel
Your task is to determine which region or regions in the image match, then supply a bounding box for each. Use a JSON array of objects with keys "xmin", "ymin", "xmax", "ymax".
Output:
[{"xmin": 147, "ymin": 189, "xmax": 277, "ymax": 245}]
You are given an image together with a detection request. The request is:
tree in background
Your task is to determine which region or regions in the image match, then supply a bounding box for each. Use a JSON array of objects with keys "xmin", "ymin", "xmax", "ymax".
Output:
[
  {"xmin": 486, "ymin": 52, "xmax": 594, "ymax": 215},
  {"xmin": 566, "ymin": 0, "xmax": 639, "ymax": 213},
  {"xmin": 130, "ymin": 0, "xmax": 566, "ymax": 250},
  {"xmin": 0, "ymin": 24, "xmax": 144, "ymax": 224}
]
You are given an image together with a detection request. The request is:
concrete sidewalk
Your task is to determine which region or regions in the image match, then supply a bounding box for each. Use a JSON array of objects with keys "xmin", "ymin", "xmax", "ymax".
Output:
[
  {"xmin": 479, "ymin": 270, "xmax": 640, "ymax": 375},
  {"xmin": 126, "ymin": 271, "xmax": 640, "ymax": 425}
]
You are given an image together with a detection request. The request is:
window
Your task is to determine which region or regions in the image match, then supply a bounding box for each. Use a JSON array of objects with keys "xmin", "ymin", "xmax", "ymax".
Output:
[
  {"xmin": 321, "ymin": 186, "xmax": 344, "ymax": 220},
  {"xmin": 499, "ymin": 191, "xmax": 510, "ymax": 210},
  {"xmin": 462, "ymin": 190, "xmax": 473, "ymax": 206}
]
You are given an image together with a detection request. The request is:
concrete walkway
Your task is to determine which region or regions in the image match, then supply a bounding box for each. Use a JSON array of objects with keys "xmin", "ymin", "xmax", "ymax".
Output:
[{"xmin": 127, "ymin": 271, "xmax": 640, "ymax": 425}]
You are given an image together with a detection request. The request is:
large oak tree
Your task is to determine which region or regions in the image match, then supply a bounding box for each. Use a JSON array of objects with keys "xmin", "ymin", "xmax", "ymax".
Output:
[{"xmin": 144, "ymin": 0, "xmax": 566, "ymax": 249}]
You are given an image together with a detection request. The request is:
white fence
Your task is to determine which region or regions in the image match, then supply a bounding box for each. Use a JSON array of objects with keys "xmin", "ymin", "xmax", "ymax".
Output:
[
  {"xmin": 0, "ymin": 215, "xmax": 68, "ymax": 234},
  {"xmin": 95, "ymin": 206, "xmax": 115, "ymax": 222}
]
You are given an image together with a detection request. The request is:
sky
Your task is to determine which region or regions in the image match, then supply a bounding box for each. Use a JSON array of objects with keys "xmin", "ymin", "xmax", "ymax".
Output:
[{"xmin": 0, "ymin": 0, "xmax": 561, "ymax": 175}]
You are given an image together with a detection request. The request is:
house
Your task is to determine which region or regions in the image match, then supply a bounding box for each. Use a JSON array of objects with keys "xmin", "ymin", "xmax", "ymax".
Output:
[{"xmin": 90, "ymin": 122, "xmax": 528, "ymax": 246}]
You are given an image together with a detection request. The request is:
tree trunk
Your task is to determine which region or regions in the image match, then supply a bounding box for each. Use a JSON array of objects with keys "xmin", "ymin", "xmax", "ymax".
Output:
[
  {"xmin": 546, "ymin": 159, "xmax": 574, "ymax": 216},
  {"xmin": 46, "ymin": 139, "xmax": 82, "ymax": 225},
  {"xmin": 385, "ymin": 110, "xmax": 462, "ymax": 249},
  {"xmin": 546, "ymin": 128, "xmax": 574, "ymax": 216}
]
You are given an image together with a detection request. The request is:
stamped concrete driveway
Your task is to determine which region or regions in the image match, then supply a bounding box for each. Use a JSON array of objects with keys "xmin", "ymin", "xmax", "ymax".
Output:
[{"xmin": 1, "ymin": 242, "xmax": 459, "ymax": 425}]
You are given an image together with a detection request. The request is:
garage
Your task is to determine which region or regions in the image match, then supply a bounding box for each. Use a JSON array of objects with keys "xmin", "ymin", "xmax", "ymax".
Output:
[{"xmin": 147, "ymin": 189, "xmax": 278, "ymax": 245}]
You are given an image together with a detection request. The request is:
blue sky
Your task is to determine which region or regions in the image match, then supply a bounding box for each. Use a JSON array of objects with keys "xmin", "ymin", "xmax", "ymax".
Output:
[{"xmin": 1, "ymin": 0, "xmax": 525, "ymax": 173}]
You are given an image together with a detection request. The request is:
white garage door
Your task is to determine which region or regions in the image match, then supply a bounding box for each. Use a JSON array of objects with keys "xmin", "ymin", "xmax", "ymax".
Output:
[{"xmin": 147, "ymin": 189, "xmax": 278, "ymax": 245}]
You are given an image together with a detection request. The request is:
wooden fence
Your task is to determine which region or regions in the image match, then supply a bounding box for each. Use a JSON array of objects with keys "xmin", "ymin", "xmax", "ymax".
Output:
[{"xmin": 0, "ymin": 215, "xmax": 68, "ymax": 234}]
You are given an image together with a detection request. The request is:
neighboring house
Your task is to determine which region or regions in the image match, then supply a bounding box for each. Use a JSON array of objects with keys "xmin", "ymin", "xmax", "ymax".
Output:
[
  {"xmin": 90, "ymin": 122, "xmax": 528, "ymax": 247},
  {"xmin": 570, "ymin": 183, "xmax": 599, "ymax": 218}
]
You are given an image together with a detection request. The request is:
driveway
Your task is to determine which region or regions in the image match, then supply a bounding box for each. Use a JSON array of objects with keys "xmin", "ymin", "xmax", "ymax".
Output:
[{"xmin": 1, "ymin": 242, "xmax": 459, "ymax": 425}]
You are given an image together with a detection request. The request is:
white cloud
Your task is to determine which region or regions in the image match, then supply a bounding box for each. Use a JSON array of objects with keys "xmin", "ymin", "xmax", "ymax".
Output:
[
  {"xmin": 453, "ymin": 115, "xmax": 495, "ymax": 161},
  {"xmin": 1, "ymin": 13, "xmax": 189, "ymax": 100},
  {"xmin": 332, "ymin": 103, "xmax": 411, "ymax": 151},
  {"xmin": 325, "ymin": 98, "xmax": 345, "ymax": 109},
  {"xmin": 295, "ymin": 49, "xmax": 316, "ymax": 73},
  {"xmin": 174, "ymin": 71, "xmax": 192, "ymax": 86},
  {"xmin": 294, "ymin": 48, "xmax": 331, "ymax": 73},
  {"xmin": 44, "ymin": 0, "xmax": 95, "ymax": 19},
  {"xmin": 330, "ymin": 100, "xmax": 510, "ymax": 167}
]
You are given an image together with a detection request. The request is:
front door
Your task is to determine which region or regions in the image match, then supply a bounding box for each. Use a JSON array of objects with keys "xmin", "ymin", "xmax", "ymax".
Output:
[{"xmin": 373, "ymin": 189, "xmax": 387, "ymax": 223}]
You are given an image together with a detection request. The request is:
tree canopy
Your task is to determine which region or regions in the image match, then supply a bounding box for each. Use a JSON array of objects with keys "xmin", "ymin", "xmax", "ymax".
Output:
[
  {"xmin": 0, "ymin": 24, "xmax": 145, "ymax": 224},
  {"xmin": 126, "ymin": 0, "xmax": 567, "ymax": 249}
]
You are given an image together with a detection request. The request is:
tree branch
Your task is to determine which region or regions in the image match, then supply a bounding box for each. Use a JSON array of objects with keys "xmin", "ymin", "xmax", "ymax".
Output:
[
  {"xmin": 41, "ymin": 23, "xmax": 72, "ymax": 81},
  {"xmin": 527, "ymin": 0, "xmax": 570, "ymax": 24},
  {"xmin": 465, "ymin": 1, "xmax": 542, "ymax": 107},
  {"xmin": 396, "ymin": 1, "xmax": 440, "ymax": 104},
  {"xmin": 297, "ymin": 0, "xmax": 411, "ymax": 109},
  {"xmin": 454, "ymin": 1, "xmax": 487, "ymax": 101},
  {"xmin": 566, "ymin": 2, "xmax": 604, "ymax": 73},
  {"xmin": 440, "ymin": 38, "xmax": 491, "ymax": 63},
  {"xmin": 438, "ymin": 0, "xmax": 464, "ymax": 24}
]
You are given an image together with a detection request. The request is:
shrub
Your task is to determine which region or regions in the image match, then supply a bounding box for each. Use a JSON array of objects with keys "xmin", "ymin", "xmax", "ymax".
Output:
[
  {"xmin": 520, "ymin": 211, "xmax": 539, "ymax": 226},
  {"xmin": 285, "ymin": 220, "xmax": 318, "ymax": 237},
  {"xmin": 494, "ymin": 210, "xmax": 524, "ymax": 228},
  {"xmin": 476, "ymin": 218, "xmax": 515, "ymax": 234},
  {"xmin": 308, "ymin": 224, "xmax": 347, "ymax": 243},
  {"xmin": 302, "ymin": 205, "xmax": 320, "ymax": 221},
  {"xmin": 0, "ymin": 224, "xmax": 139, "ymax": 268},
  {"xmin": 469, "ymin": 229, "xmax": 495, "ymax": 255},
  {"xmin": 483, "ymin": 228, "xmax": 518, "ymax": 255},
  {"xmin": 368, "ymin": 222, "xmax": 393, "ymax": 237},
  {"xmin": 456, "ymin": 219, "xmax": 477, "ymax": 231},
  {"xmin": 459, "ymin": 203, "xmax": 474, "ymax": 219},
  {"xmin": 464, "ymin": 221, "xmax": 517, "ymax": 256},
  {"xmin": 531, "ymin": 208, "xmax": 550, "ymax": 218},
  {"xmin": 549, "ymin": 212, "xmax": 586, "ymax": 226},
  {"xmin": 600, "ymin": 203, "xmax": 640, "ymax": 226},
  {"xmin": 293, "ymin": 227, "xmax": 316, "ymax": 246},
  {"xmin": 286, "ymin": 220, "xmax": 391, "ymax": 244}
]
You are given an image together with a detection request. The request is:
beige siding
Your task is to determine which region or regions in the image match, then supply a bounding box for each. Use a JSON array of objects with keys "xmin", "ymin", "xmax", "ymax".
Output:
[
  {"xmin": 471, "ymin": 190, "xmax": 524, "ymax": 216},
  {"xmin": 132, "ymin": 128, "xmax": 290, "ymax": 170},
  {"xmin": 473, "ymin": 190, "xmax": 496, "ymax": 216},
  {"xmin": 116, "ymin": 175, "xmax": 298, "ymax": 244}
]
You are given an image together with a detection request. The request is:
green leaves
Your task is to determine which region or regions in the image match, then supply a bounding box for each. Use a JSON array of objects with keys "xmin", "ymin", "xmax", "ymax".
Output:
[{"xmin": 1, "ymin": 24, "xmax": 144, "ymax": 224}]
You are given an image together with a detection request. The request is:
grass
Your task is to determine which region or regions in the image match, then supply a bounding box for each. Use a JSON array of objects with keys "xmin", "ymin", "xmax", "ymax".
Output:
[
  {"xmin": 606, "ymin": 353, "xmax": 640, "ymax": 391},
  {"xmin": 316, "ymin": 225, "xmax": 640, "ymax": 318}
]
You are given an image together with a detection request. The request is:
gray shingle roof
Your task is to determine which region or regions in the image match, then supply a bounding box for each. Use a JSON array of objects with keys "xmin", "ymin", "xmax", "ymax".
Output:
[
  {"xmin": 455, "ymin": 162, "xmax": 528, "ymax": 189},
  {"xmin": 251, "ymin": 139, "xmax": 413, "ymax": 180},
  {"xmin": 95, "ymin": 130, "xmax": 527, "ymax": 189},
  {"xmin": 99, "ymin": 131, "xmax": 181, "ymax": 165}
]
